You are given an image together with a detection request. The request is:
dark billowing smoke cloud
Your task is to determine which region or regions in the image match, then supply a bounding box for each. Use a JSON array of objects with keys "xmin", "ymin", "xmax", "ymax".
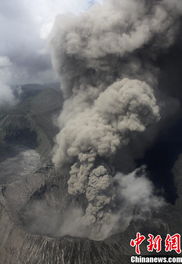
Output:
[{"xmin": 50, "ymin": 0, "xmax": 182, "ymax": 240}]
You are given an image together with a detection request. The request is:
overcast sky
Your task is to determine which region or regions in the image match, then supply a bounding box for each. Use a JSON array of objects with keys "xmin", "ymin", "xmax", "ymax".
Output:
[{"xmin": 0, "ymin": 0, "xmax": 102, "ymax": 104}]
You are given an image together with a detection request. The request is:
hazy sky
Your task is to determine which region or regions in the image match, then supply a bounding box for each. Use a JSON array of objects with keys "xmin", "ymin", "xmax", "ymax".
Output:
[{"xmin": 0, "ymin": 0, "xmax": 101, "ymax": 94}]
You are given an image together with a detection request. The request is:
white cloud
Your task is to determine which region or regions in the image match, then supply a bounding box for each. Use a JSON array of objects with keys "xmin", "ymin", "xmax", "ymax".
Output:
[
  {"xmin": 26, "ymin": 0, "xmax": 96, "ymax": 39},
  {"xmin": 0, "ymin": 56, "xmax": 15, "ymax": 104}
]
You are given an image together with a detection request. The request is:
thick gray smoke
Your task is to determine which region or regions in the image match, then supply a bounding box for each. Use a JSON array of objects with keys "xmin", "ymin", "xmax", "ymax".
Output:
[
  {"xmin": 50, "ymin": 0, "xmax": 182, "ymax": 240},
  {"xmin": 59, "ymin": 166, "xmax": 164, "ymax": 240}
]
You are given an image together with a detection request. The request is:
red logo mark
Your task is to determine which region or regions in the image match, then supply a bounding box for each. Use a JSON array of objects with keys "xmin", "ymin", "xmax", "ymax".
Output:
[
  {"xmin": 165, "ymin": 233, "xmax": 181, "ymax": 254},
  {"xmin": 130, "ymin": 232, "xmax": 146, "ymax": 255},
  {"xmin": 130, "ymin": 233, "xmax": 181, "ymax": 255},
  {"xmin": 147, "ymin": 234, "xmax": 162, "ymax": 253}
]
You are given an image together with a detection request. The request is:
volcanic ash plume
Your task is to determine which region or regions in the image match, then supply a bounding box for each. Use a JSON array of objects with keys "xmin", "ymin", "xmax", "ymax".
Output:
[{"xmin": 50, "ymin": 0, "xmax": 182, "ymax": 239}]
